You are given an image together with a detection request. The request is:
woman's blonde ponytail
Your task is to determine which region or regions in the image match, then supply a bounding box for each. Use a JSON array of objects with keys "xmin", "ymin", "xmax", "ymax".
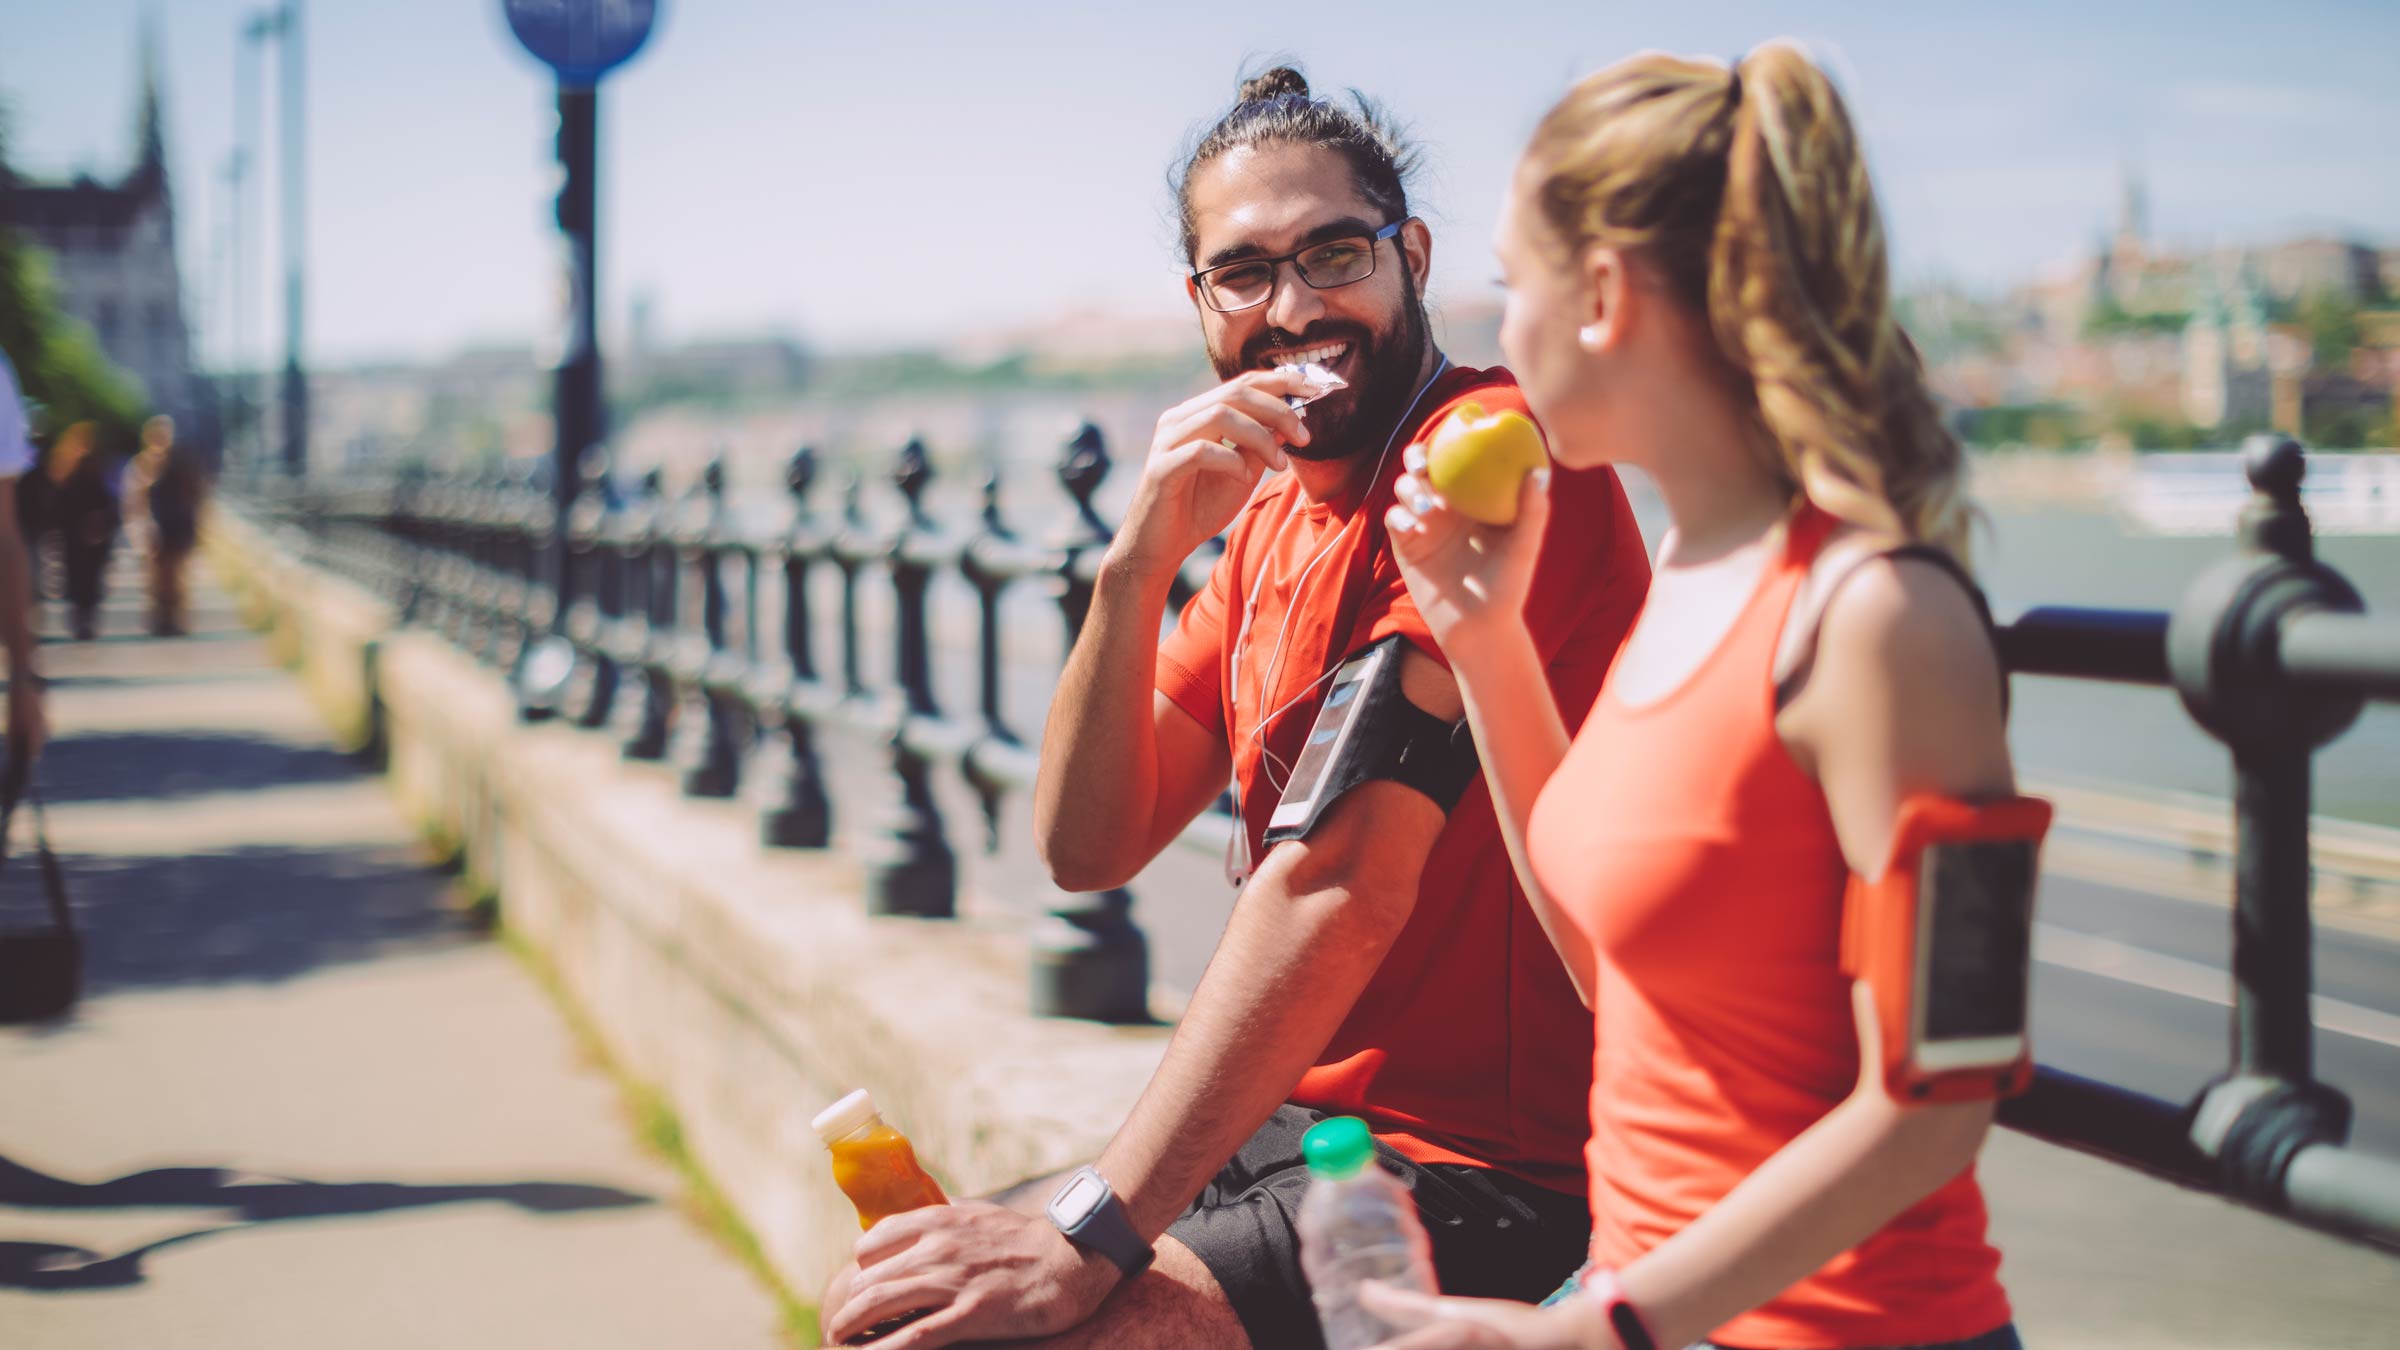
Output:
[{"xmin": 1527, "ymin": 41, "xmax": 1975, "ymax": 561}]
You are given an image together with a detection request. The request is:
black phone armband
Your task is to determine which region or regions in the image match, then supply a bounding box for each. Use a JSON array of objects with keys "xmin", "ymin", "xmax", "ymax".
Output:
[{"xmin": 1260, "ymin": 635, "xmax": 1479, "ymax": 847}]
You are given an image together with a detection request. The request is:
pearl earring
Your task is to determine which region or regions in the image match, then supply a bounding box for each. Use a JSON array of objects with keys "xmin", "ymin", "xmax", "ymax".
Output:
[{"xmin": 1578, "ymin": 323, "xmax": 1605, "ymax": 351}]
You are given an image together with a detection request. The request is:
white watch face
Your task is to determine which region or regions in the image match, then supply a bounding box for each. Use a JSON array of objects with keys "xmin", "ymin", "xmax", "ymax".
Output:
[{"xmin": 1049, "ymin": 1171, "xmax": 1108, "ymax": 1227}]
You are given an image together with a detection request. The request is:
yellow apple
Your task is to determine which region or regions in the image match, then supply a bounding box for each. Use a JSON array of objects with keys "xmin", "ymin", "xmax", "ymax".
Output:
[{"xmin": 1424, "ymin": 402, "xmax": 1548, "ymax": 526}]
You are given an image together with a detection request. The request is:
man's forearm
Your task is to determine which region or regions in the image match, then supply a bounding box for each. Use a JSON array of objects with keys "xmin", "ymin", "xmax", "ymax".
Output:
[
  {"xmin": 1032, "ymin": 554, "xmax": 1179, "ymax": 889},
  {"xmin": 1095, "ymin": 786, "xmax": 1436, "ymax": 1239}
]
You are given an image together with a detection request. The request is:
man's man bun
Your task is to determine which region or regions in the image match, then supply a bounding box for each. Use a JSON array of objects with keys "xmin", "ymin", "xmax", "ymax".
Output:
[
  {"xmin": 1173, "ymin": 63, "xmax": 1420, "ymax": 264},
  {"xmin": 1239, "ymin": 67, "xmax": 1312, "ymax": 104}
]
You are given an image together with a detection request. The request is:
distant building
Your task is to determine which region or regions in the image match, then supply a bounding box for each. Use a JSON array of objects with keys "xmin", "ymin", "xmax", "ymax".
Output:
[
  {"xmin": 2255, "ymin": 237, "xmax": 2382, "ymax": 304},
  {"xmin": 2019, "ymin": 167, "xmax": 2390, "ymax": 348},
  {"xmin": 0, "ymin": 32, "xmax": 200, "ymax": 436}
]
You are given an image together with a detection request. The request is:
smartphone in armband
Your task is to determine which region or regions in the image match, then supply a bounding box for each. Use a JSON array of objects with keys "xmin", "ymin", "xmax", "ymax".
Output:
[
  {"xmin": 1841, "ymin": 793, "xmax": 2053, "ymax": 1104},
  {"xmin": 1265, "ymin": 642, "xmax": 1390, "ymax": 840}
]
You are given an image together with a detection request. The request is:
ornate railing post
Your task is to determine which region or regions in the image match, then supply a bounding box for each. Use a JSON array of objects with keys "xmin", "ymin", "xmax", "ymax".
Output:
[
  {"xmin": 390, "ymin": 465, "xmax": 431, "ymax": 626},
  {"xmin": 862, "ymin": 437, "xmax": 958, "ymax": 917},
  {"xmin": 1028, "ymin": 423, "xmax": 1150, "ymax": 1021},
  {"xmin": 753, "ymin": 447, "xmax": 834, "ymax": 848},
  {"xmin": 618, "ymin": 467, "xmax": 679, "ymax": 761},
  {"xmin": 430, "ymin": 472, "xmax": 473, "ymax": 645},
  {"xmin": 958, "ymin": 464, "xmax": 1032, "ymax": 845},
  {"xmin": 670, "ymin": 456, "xmax": 746, "ymax": 797},
  {"xmin": 513, "ymin": 457, "xmax": 576, "ymax": 721},
  {"xmin": 566, "ymin": 452, "xmax": 622, "ymax": 728},
  {"xmin": 481, "ymin": 463, "xmax": 532, "ymax": 668},
  {"xmin": 455, "ymin": 467, "xmax": 490, "ymax": 652},
  {"xmin": 2169, "ymin": 436, "xmax": 2367, "ymax": 1202},
  {"xmin": 834, "ymin": 471, "xmax": 867, "ymax": 702}
]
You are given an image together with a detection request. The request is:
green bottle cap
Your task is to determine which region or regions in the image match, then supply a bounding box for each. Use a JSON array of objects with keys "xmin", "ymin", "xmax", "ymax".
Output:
[{"xmin": 1302, "ymin": 1116, "xmax": 1376, "ymax": 1180}]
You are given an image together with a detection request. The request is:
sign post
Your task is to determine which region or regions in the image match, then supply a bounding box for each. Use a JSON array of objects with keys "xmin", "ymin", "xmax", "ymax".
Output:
[{"xmin": 502, "ymin": 0, "xmax": 657, "ymax": 718}]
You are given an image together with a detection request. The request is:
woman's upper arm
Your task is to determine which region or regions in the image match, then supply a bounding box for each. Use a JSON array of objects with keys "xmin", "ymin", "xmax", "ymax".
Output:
[{"xmin": 1794, "ymin": 556, "xmax": 2015, "ymax": 878}]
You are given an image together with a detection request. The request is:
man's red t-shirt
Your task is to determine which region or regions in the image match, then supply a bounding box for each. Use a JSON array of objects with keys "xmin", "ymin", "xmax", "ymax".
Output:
[{"xmin": 1154, "ymin": 364, "xmax": 1651, "ymax": 1195}]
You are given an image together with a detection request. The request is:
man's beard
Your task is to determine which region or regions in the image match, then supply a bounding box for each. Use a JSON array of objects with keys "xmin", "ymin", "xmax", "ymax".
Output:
[{"xmin": 1207, "ymin": 274, "xmax": 1432, "ymax": 464}]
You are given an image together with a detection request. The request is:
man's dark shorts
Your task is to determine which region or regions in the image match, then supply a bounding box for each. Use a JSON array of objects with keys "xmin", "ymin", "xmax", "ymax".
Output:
[{"xmin": 1165, "ymin": 1103, "xmax": 1591, "ymax": 1350}]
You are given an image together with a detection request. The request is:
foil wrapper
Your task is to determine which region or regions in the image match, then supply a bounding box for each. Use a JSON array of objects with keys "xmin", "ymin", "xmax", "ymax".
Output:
[{"xmin": 1276, "ymin": 361, "xmax": 1348, "ymax": 410}]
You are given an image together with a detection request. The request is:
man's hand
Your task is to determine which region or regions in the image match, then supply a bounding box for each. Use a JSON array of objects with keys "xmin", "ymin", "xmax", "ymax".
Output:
[
  {"xmin": 821, "ymin": 1201, "xmax": 1125, "ymax": 1349},
  {"xmin": 1110, "ymin": 369, "xmax": 1315, "ymax": 579}
]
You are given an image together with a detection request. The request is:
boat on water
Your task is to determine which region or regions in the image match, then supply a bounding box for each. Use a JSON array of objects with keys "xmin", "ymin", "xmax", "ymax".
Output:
[{"xmin": 2120, "ymin": 450, "xmax": 2400, "ymax": 536}]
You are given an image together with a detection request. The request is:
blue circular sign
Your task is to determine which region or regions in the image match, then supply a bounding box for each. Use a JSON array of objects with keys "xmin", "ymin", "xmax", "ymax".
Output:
[{"xmin": 503, "ymin": 0, "xmax": 657, "ymax": 87}]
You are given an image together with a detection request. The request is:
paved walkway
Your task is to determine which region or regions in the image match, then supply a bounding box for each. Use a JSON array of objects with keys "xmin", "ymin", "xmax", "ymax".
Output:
[{"xmin": 1, "ymin": 558, "xmax": 787, "ymax": 1348}]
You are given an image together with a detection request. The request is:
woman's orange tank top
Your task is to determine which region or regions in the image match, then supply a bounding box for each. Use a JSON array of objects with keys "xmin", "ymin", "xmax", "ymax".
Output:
[{"xmin": 1526, "ymin": 506, "xmax": 2011, "ymax": 1348}]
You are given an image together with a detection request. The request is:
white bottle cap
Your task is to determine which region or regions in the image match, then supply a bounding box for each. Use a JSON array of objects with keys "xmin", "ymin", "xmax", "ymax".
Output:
[{"xmin": 811, "ymin": 1088, "xmax": 879, "ymax": 1144}]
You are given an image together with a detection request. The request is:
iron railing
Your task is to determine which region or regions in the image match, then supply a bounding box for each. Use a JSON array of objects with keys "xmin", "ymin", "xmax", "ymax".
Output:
[
  {"xmin": 258, "ymin": 426, "xmax": 1210, "ymax": 1027},
  {"xmin": 245, "ymin": 431, "xmax": 2400, "ymax": 1252},
  {"xmin": 1995, "ymin": 436, "xmax": 2399, "ymax": 1252}
]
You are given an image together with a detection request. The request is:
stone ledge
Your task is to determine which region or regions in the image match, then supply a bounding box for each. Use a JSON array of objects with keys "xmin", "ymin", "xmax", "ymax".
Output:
[{"xmin": 206, "ymin": 511, "xmax": 1171, "ymax": 1291}]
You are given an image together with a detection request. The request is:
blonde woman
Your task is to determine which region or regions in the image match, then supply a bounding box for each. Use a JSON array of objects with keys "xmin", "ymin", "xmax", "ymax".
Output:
[{"xmin": 1360, "ymin": 43, "xmax": 2023, "ymax": 1350}]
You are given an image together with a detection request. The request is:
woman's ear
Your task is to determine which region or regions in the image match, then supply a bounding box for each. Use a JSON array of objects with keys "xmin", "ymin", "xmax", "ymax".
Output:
[{"xmin": 1579, "ymin": 246, "xmax": 1635, "ymax": 354}]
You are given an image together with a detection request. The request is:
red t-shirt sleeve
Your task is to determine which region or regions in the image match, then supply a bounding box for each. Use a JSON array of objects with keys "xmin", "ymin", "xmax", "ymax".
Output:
[
  {"xmin": 1156, "ymin": 546, "xmax": 1232, "ymax": 738},
  {"xmin": 1361, "ymin": 377, "xmax": 1650, "ymax": 724}
]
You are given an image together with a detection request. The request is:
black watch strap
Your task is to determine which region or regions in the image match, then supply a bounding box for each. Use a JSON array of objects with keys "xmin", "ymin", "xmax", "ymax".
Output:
[{"xmin": 1046, "ymin": 1166, "xmax": 1155, "ymax": 1278}]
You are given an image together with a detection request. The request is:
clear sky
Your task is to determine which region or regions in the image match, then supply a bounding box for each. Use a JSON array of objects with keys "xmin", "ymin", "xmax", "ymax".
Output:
[{"xmin": 4, "ymin": 0, "xmax": 2394, "ymax": 367}]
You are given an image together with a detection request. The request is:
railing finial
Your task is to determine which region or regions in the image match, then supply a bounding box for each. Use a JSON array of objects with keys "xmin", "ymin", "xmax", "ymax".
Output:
[
  {"xmin": 1058, "ymin": 421, "xmax": 1111, "ymax": 540},
  {"xmin": 786, "ymin": 445, "xmax": 819, "ymax": 505},
  {"xmin": 981, "ymin": 461, "xmax": 1005, "ymax": 533},
  {"xmin": 895, "ymin": 436, "xmax": 934, "ymax": 526},
  {"xmin": 2242, "ymin": 432, "xmax": 2311, "ymax": 563}
]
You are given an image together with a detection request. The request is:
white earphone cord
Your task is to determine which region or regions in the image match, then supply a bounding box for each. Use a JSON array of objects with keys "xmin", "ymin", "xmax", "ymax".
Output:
[{"xmin": 1235, "ymin": 356, "xmax": 1451, "ymax": 796}]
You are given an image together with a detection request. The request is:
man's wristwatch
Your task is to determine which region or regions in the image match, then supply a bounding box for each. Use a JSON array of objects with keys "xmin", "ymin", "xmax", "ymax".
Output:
[
  {"xmin": 1046, "ymin": 1166, "xmax": 1156, "ymax": 1279},
  {"xmin": 1581, "ymin": 1267, "xmax": 1658, "ymax": 1350}
]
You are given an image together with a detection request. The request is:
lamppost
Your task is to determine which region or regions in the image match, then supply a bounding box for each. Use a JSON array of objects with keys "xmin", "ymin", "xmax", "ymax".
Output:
[
  {"xmin": 501, "ymin": 0, "xmax": 657, "ymax": 515},
  {"xmin": 275, "ymin": 0, "xmax": 307, "ymax": 480},
  {"xmin": 231, "ymin": 4, "xmax": 306, "ymax": 480},
  {"xmin": 231, "ymin": 12, "xmax": 269, "ymax": 475},
  {"xmin": 500, "ymin": 0, "xmax": 659, "ymax": 719}
]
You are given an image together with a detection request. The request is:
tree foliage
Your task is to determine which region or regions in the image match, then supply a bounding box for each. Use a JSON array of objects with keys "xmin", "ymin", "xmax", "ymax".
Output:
[{"xmin": 0, "ymin": 105, "xmax": 149, "ymax": 443}]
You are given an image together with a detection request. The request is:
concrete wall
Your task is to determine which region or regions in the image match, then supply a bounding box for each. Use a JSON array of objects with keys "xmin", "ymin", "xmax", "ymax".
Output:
[{"xmin": 205, "ymin": 510, "xmax": 1171, "ymax": 1293}]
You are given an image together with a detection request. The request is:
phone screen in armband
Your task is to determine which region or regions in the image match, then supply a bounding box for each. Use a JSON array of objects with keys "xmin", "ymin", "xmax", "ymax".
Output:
[
  {"xmin": 1916, "ymin": 838, "xmax": 2038, "ymax": 1060},
  {"xmin": 1266, "ymin": 643, "xmax": 1390, "ymax": 836}
]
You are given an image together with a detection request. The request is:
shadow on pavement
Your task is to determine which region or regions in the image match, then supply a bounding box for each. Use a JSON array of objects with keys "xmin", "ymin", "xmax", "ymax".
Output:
[
  {"xmin": 0, "ymin": 1154, "xmax": 652, "ymax": 1291},
  {"xmin": 30, "ymin": 730, "xmax": 366, "ymax": 805},
  {"xmin": 0, "ymin": 845, "xmax": 471, "ymax": 1001}
]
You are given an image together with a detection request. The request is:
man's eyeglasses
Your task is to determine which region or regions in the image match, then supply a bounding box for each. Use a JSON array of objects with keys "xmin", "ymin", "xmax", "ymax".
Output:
[{"xmin": 1190, "ymin": 220, "xmax": 1407, "ymax": 314}]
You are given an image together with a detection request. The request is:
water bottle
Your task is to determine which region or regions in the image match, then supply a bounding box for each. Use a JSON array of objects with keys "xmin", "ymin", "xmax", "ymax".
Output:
[{"xmin": 1296, "ymin": 1115, "xmax": 1439, "ymax": 1349}]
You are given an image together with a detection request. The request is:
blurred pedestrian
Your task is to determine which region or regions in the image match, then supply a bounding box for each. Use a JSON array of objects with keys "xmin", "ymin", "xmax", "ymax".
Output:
[
  {"xmin": 128, "ymin": 414, "xmax": 203, "ymax": 636},
  {"xmin": 0, "ymin": 351, "xmax": 46, "ymax": 763},
  {"xmin": 43, "ymin": 421, "xmax": 121, "ymax": 642}
]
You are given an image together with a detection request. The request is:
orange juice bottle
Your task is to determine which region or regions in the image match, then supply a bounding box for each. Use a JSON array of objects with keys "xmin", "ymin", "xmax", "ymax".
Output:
[{"xmin": 812, "ymin": 1089, "xmax": 947, "ymax": 1229}]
